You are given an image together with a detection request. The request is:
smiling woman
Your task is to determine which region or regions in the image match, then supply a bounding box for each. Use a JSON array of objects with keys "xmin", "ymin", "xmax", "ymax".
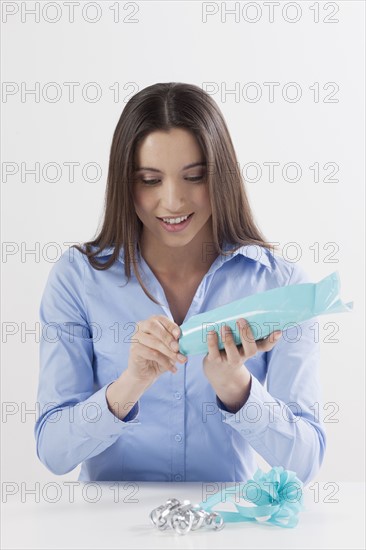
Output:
[
  {"xmin": 35, "ymin": 82, "xmax": 326, "ymax": 485},
  {"xmin": 69, "ymin": 81, "xmax": 278, "ymax": 305},
  {"xmin": 132, "ymin": 127, "xmax": 215, "ymax": 278}
]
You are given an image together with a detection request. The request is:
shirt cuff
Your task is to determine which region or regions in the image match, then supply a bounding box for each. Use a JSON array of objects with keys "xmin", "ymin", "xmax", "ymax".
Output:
[
  {"xmin": 216, "ymin": 374, "xmax": 275, "ymax": 440},
  {"xmin": 74, "ymin": 382, "xmax": 141, "ymax": 442},
  {"xmin": 121, "ymin": 401, "xmax": 139, "ymax": 422}
]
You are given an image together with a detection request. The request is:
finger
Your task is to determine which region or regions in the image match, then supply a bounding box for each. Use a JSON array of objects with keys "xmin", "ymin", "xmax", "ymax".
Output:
[
  {"xmin": 256, "ymin": 331, "xmax": 282, "ymax": 352},
  {"xmin": 144, "ymin": 318, "xmax": 186, "ymax": 363},
  {"xmin": 137, "ymin": 346, "xmax": 178, "ymax": 373},
  {"xmin": 220, "ymin": 324, "xmax": 241, "ymax": 364},
  {"xmin": 139, "ymin": 333, "xmax": 186, "ymax": 364},
  {"xmin": 237, "ymin": 319, "xmax": 257, "ymax": 358},
  {"xmin": 156, "ymin": 315, "xmax": 181, "ymax": 340},
  {"xmin": 207, "ymin": 330, "xmax": 220, "ymax": 360}
]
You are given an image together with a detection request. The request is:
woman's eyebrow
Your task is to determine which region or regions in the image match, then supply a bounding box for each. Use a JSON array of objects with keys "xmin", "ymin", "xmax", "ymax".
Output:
[{"xmin": 134, "ymin": 162, "xmax": 206, "ymax": 173}]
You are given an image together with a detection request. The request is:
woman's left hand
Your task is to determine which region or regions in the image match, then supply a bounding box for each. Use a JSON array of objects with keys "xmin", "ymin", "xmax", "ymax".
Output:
[{"xmin": 203, "ymin": 318, "xmax": 282, "ymax": 411}]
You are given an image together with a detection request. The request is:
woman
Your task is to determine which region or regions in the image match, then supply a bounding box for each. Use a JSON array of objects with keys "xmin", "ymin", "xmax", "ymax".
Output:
[{"xmin": 35, "ymin": 82, "xmax": 326, "ymax": 483}]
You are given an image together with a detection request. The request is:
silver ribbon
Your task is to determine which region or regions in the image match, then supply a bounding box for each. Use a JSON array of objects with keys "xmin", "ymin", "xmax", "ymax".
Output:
[{"xmin": 149, "ymin": 498, "xmax": 224, "ymax": 535}]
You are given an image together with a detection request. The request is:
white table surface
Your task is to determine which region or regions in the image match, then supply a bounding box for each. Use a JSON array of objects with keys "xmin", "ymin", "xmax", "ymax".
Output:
[{"xmin": 1, "ymin": 481, "xmax": 365, "ymax": 549}]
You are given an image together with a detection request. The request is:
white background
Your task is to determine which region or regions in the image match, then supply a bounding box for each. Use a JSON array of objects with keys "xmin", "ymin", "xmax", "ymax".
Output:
[{"xmin": 1, "ymin": 0, "xmax": 365, "ymax": 490}]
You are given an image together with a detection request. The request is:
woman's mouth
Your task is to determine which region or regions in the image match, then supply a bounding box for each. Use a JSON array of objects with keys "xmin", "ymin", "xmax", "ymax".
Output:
[{"xmin": 157, "ymin": 212, "xmax": 194, "ymax": 233}]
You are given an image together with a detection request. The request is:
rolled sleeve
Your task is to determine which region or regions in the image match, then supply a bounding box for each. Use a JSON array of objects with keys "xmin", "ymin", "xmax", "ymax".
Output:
[
  {"xmin": 34, "ymin": 249, "xmax": 141, "ymax": 476},
  {"xmin": 216, "ymin": 374, "xmax": 274, "ymax": 439},
  {"xmin": 74, "ymin": 383, "xmax": 141, "ymax": 442}
]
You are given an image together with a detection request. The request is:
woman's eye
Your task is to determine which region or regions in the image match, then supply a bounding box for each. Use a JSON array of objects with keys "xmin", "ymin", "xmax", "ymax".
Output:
[
  {"xmin": 141, "ymin": 179, "xmax": 159, "ymax": 185},
  {"xmin": 140, "ymin": 176, "xmax": 204, "ymax": 186},
  {"xmin": 187, "ymin": 176, "xmax": 205, "ymax": 182}
]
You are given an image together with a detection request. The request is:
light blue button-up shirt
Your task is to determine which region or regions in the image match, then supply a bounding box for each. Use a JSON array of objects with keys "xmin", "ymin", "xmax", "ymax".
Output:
[{"xmin": 34, "ymin": 242, "xmax": 326, "ymax": 484}]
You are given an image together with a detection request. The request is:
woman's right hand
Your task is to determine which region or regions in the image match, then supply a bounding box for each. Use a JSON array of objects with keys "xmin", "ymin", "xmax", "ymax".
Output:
[{"xmin": 127, "ymin": 315, "xmax": 187, "ymax": 384}]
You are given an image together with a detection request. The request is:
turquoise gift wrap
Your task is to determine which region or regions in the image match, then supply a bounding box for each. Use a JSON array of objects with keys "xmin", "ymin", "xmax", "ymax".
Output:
[{"xmin": 178, "ymin": 271, "xmax": 353, "ymax": 357}]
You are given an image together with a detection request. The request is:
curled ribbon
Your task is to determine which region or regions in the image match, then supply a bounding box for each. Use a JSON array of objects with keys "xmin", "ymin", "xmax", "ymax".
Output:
[{"xmin": 198, "ymin": 466, "xmax": 304, "ymax": 528}]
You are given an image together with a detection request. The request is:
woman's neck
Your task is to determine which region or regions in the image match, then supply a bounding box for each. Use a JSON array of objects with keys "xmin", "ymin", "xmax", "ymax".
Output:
[{"xmin": 138, "ymin": 232, "xmax": 219, "ymax": 281}]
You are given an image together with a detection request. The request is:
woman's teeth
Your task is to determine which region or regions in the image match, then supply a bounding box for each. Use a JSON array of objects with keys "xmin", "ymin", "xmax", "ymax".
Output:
[{"xmin": 161, "ymin": 214, "xmax": 190, "ymax": 224}]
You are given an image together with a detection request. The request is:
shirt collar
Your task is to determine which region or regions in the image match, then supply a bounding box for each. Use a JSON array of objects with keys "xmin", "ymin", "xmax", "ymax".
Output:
[
  {"xmin": 221, "ymin": 242, "xmax": 272, "ymax": 269},
  {"xmin": 88, "ymin": 241, "xmax": 272, "ymax": 269}
]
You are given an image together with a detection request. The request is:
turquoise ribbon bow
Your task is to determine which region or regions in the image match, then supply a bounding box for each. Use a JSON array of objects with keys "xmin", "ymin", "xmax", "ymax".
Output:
[{"xmin": 198, "ymin": 466, "xmax": 304, "ymax": 528}]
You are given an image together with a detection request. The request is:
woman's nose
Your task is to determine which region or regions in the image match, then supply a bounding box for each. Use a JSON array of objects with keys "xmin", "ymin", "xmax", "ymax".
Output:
[{"xmin": 159, "ymin": 181, "xmax": 186, "ymax": 208}]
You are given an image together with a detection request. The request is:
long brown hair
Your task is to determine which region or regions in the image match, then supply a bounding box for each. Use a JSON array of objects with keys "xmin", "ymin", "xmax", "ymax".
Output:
[{"xmin": 73, "ymin": 82, "xmax": 279, "ymax": 305}]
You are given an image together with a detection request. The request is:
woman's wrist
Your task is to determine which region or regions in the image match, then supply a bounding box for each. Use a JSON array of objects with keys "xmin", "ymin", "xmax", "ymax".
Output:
[
  {"xmin": 106, "ymin": 369, "xmax": 152, "ymax": 420},
  {"xmin": 214, "ymin": 368, "xmax": 252, "ymax": 414}
]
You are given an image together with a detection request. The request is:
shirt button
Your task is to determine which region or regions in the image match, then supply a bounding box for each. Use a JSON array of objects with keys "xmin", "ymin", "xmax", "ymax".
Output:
[
  {"xmin": 174, "ymin": 474, "xmax": 182, "ymax": 481},
  {"xmin": 174, "ymin": 434, "xmax": 182, "ymax": 442},
  {"xmin": 174, "ymin": 392, "xmax": 182, "ymax": 400}
]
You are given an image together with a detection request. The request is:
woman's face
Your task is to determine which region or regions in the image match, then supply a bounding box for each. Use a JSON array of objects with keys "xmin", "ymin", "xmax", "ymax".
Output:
[{"xmin": 132, "ymin": 128, "xmax": 212, "ymax": 249}]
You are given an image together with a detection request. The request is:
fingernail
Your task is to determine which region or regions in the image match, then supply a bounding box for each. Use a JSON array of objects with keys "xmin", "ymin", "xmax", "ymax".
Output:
[
  {"xmin": 173, "ymin": 328, "xmax": 180, "ymax": 338},
  {"xmin": 178, "ymin": 353, "xmax": 186, "ymax": 362},
  {"xmin": 274, "ymin": 332, "xmax": 282, "ymax": 339}
]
